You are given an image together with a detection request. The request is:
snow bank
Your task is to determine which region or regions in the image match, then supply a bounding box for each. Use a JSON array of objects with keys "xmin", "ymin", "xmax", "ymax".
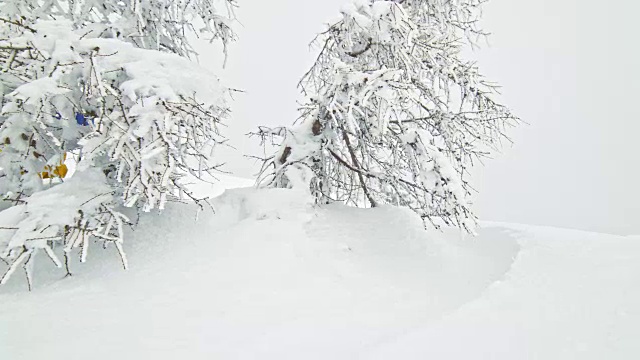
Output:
[{"xmin": 0, "ymin": 187, "xmax": 638, "ymax": 359}]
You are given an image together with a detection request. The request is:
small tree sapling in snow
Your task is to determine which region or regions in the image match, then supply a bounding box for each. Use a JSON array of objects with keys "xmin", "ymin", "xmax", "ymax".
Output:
[
  {"xmin": 0, "ymin": 0, "xmax": 237, "ymax": 288},
  {"xmin": 256, "ymin": 0, "xmax": 518, "ymax": 231}
]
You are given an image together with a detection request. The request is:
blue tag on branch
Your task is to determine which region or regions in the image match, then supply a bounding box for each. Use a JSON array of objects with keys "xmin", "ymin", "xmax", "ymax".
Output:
[{"xmin": 75, "ymin": 112, "xmax": 89, "ymax": 126}]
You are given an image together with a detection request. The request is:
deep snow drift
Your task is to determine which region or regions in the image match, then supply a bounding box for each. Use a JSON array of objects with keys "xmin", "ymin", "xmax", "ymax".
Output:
[{"xmin": 1, "ymin": 181, "xmax": 638, "ymax": 359}]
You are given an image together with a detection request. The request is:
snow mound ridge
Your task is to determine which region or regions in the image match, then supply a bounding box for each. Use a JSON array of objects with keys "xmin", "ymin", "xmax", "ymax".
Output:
[{"xmin": 367, "ymin": 224, "xmax": 640, "ymax": 360}]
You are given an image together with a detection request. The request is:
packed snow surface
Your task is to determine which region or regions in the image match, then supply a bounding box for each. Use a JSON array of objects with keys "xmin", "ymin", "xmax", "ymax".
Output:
[{"xmin": 1, "ymin": 179, "xmax": 638, "ymax": 359}]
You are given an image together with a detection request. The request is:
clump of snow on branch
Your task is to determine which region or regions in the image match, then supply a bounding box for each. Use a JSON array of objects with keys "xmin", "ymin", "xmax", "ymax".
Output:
[
  {"xmin": 0, "ymin": 1, "xmax": 237, "ymax": 287},
  {"xmin": 0, "ymin": 170, "xmax": 129, "ymax": 289},
  {"xmin": 0, "ymin": 0, "xmax": 237, "ymax": 58},
  {"xmin": 256, "ymin": 0, "xmax": 518, "ymax": 231}
]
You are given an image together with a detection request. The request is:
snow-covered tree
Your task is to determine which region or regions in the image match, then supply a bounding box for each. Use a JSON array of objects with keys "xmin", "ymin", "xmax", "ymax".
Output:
[
  {"xmin": 0, "ymin": 0, "xmax": 237, "ymax": 288},
  {"xmin": 256, "ymin": 0, "xmax": 518, "ymax": 231}
]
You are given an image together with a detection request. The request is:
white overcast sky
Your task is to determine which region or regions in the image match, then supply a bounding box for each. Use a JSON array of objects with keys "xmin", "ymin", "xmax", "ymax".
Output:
[{"xmin": 195, "ymin": 0, "xmax": 639, "ymax": 235}]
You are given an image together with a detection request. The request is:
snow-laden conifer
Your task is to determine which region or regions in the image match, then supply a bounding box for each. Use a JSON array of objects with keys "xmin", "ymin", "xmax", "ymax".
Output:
[
  {"xmin": 256, "ymin": 0, "xmax": 518, "ymax": 231},
  {"xmin": 0, "ymin": 0, "xmax": 237, "ymax": 287}
]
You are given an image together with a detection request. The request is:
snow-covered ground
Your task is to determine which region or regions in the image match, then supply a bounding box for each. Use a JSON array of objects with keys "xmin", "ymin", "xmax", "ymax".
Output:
[{"xmin": 1, "ymin": 179, "xmax": 638, "ymax": 359}]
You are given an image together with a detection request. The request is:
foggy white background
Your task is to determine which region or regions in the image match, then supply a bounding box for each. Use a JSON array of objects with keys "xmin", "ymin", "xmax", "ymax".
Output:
[{"xmin": 196, "ymin": 0, "xmax": 639, "ymax": 235}]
